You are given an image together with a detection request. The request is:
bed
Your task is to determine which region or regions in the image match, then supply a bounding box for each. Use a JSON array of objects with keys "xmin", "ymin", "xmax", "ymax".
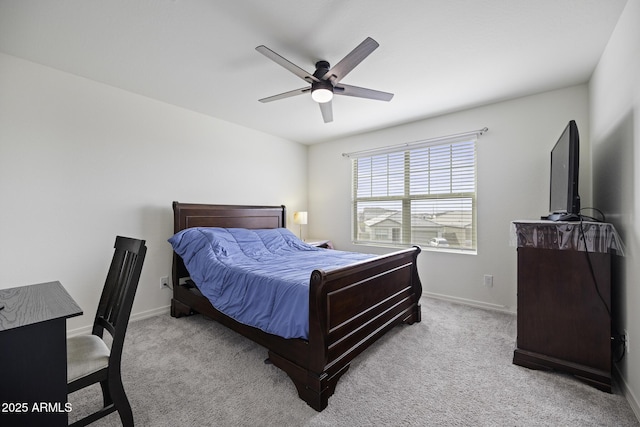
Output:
[{"xmin": 169, "ymin": 202, "xmax": 423, "ymax": 411}]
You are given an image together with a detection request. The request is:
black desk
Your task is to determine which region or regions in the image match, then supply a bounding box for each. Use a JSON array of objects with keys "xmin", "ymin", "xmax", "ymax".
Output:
[{"xmin": 0, "ymin": 281, "xmax": 82, "ymax": 426}]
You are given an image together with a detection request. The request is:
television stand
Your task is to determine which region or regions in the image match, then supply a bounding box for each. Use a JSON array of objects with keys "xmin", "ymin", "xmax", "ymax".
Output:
[{"xmin": 511, "ymin": 221, "xmax": 624, "ymax": 392}]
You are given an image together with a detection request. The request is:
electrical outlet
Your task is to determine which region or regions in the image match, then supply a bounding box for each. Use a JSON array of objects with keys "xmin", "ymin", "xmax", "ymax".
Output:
[
  {"xmin": 625, "ymin": 329, "xmax": 630, "ymax": 354},
  {"xmin": 483, "ymin": 274, "xmax": 493, "ymax": 288},
  {"xmin": 160, "ymin": 276, "xmax": 170, "ymax": 290}
]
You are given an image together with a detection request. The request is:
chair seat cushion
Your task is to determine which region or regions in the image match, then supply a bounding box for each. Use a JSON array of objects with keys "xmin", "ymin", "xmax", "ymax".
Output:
[{"xmin": 67, "ymin": 335, "xmax": 110, "ymax": 383}]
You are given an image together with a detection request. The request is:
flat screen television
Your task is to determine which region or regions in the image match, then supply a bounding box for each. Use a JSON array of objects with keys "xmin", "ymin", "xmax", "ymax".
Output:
[{"xmin": 544, "ymin": 120, "xmax": 581, "ymax": 221}]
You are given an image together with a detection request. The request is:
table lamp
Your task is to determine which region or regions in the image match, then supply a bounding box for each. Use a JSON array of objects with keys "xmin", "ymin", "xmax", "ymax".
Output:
[{"xmin": 293, "ymin": 211, "xmax": 307, "ymax": 240}]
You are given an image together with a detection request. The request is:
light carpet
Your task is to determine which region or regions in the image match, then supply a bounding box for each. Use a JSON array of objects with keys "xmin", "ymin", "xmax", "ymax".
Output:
[{"xmin": 68, "ymin": 297, "xmax": 639, "ymax": 426}]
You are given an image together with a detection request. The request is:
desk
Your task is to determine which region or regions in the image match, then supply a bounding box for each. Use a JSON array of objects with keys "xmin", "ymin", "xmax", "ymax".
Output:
[{"xmin": 0, "ymin": 281, "xmax": 82, "ymax": 426}]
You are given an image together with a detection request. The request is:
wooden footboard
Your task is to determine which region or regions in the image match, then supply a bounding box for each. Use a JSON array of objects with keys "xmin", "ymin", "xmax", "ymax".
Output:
[
  {"xmin": 169, "ymin": 202, "xmax": 422, "ymax": 411},
  {"xmin": 277, "ymin": 246, "xmax": 422, "ymax": 410},
  {"xmin": 310, "ymin": 246, "xmax": 422, "ymax": 374}
]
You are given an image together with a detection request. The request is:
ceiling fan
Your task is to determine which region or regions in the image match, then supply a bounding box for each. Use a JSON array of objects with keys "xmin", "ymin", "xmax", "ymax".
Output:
[{"xmin": 256, "ymin": 37, "xmax": 393, "ymax": 123}]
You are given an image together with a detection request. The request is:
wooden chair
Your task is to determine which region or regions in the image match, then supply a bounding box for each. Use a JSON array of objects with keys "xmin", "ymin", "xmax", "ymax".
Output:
[{"xmin": 67, "ymin": 236, "xmax": 147, "ymax": 427}]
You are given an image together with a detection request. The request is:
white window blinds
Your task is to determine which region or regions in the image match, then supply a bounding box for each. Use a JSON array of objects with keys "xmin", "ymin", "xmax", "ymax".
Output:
[{"xmin": 349, "ymin": 130, "xmax": 483, "ymax": 251}]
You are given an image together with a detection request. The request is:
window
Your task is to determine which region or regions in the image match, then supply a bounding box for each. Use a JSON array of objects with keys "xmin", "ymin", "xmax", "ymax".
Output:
[{"xmin": 350, "ymin": 135, "xmax": 478, "ymax": 251}]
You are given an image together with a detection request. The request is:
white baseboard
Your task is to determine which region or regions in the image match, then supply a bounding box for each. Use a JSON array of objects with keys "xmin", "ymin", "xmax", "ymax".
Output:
[
  {"xmin": 613, "ymin": 364, "xmax": 640, "ymax": 422},
  {"xmin": 129, "ymin": 305, "xmax": 171, "ymax": 322},
  {"xmin": 422, "ymin": 291, "xmax": 516, "ymax": 315},
  {"xmin": 67, "ymin": 305, "xmax": 171, "ymax": 337}
]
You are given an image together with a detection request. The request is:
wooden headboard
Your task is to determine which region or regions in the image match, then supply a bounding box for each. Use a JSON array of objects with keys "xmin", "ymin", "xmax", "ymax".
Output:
[
  {"xmin": 171, "ymin": 202, "xmax": 287, "ymax": 284},
  {"xmin": 172, "ymin": 202, "xmax": 286, "ymax": 231}
]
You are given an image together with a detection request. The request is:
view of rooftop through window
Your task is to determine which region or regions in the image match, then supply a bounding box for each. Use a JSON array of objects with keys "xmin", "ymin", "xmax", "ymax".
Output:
[{"xmin": 352, "ymin": 139, "xmax": 476, "ymax": 250}]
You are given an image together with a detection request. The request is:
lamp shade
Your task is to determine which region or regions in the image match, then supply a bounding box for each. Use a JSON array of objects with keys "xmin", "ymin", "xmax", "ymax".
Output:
[{"xmin": 293, "ymin": 211, "xmax": 308, "ymax": 225}]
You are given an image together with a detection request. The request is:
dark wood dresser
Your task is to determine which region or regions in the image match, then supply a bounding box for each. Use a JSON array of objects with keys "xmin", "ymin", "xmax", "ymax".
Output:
[{"xmin": 511, "ymin": 220, "xmax": 624, "ymax": 392}]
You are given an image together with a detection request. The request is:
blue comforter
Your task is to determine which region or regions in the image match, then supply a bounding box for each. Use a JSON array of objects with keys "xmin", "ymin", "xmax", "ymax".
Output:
[{"xmin": 168, "ymin": 227, "xmax": 374, "ymax": 339}]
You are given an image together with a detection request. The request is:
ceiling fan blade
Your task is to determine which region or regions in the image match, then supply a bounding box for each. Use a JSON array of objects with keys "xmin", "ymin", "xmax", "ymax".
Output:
[
  {"xmin": 319, "ymin": 101, "xmax": 333, "ymax": 123},
  {"xmin": 256, "ymin": 45, "xmax": 319, "ymax": 83},
  {"xmin": 322, "ymin": 37, "xmax": 379, "ymax": 84},
  {"xmin": 259, "ymin": 87, "xmax": 310, "ymax": 103},
  {"xmin": 335, "ymin": 84, "xmax": 394, "ymax": 101}
]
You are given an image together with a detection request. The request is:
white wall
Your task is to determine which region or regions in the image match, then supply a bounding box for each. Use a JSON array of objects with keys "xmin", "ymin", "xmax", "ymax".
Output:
[
  {"xmin": 589, "ymin": 0, "xmax": 640, "ymax": 417},
  {"xmin": 0, "ymin": 53, "xmax": 308, "ymax": 332},
  {"xmin": 308, "ymin": 85, "xmax": 590, "ymax": 312}
]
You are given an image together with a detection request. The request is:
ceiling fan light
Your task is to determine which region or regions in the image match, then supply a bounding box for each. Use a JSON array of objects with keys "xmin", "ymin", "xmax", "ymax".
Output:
[
  {"xmin": 312, "ymin": 87, "xmax": 333, "ymax": 103},
  {"xmin": 311, "ymin": 80, "xmax": 334, "ymax": 103}
]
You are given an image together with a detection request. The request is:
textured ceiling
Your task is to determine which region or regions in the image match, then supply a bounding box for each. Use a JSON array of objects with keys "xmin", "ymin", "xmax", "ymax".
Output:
[{"xmin": 0, "ymin": 0, "xmax": 628, "ymax": 144}]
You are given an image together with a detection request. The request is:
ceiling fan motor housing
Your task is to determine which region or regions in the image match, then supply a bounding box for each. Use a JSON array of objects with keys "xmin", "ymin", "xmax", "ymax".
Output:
[{"xmin": 312, "ymin": 79, "xmax": 333, "ymax": 92}]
